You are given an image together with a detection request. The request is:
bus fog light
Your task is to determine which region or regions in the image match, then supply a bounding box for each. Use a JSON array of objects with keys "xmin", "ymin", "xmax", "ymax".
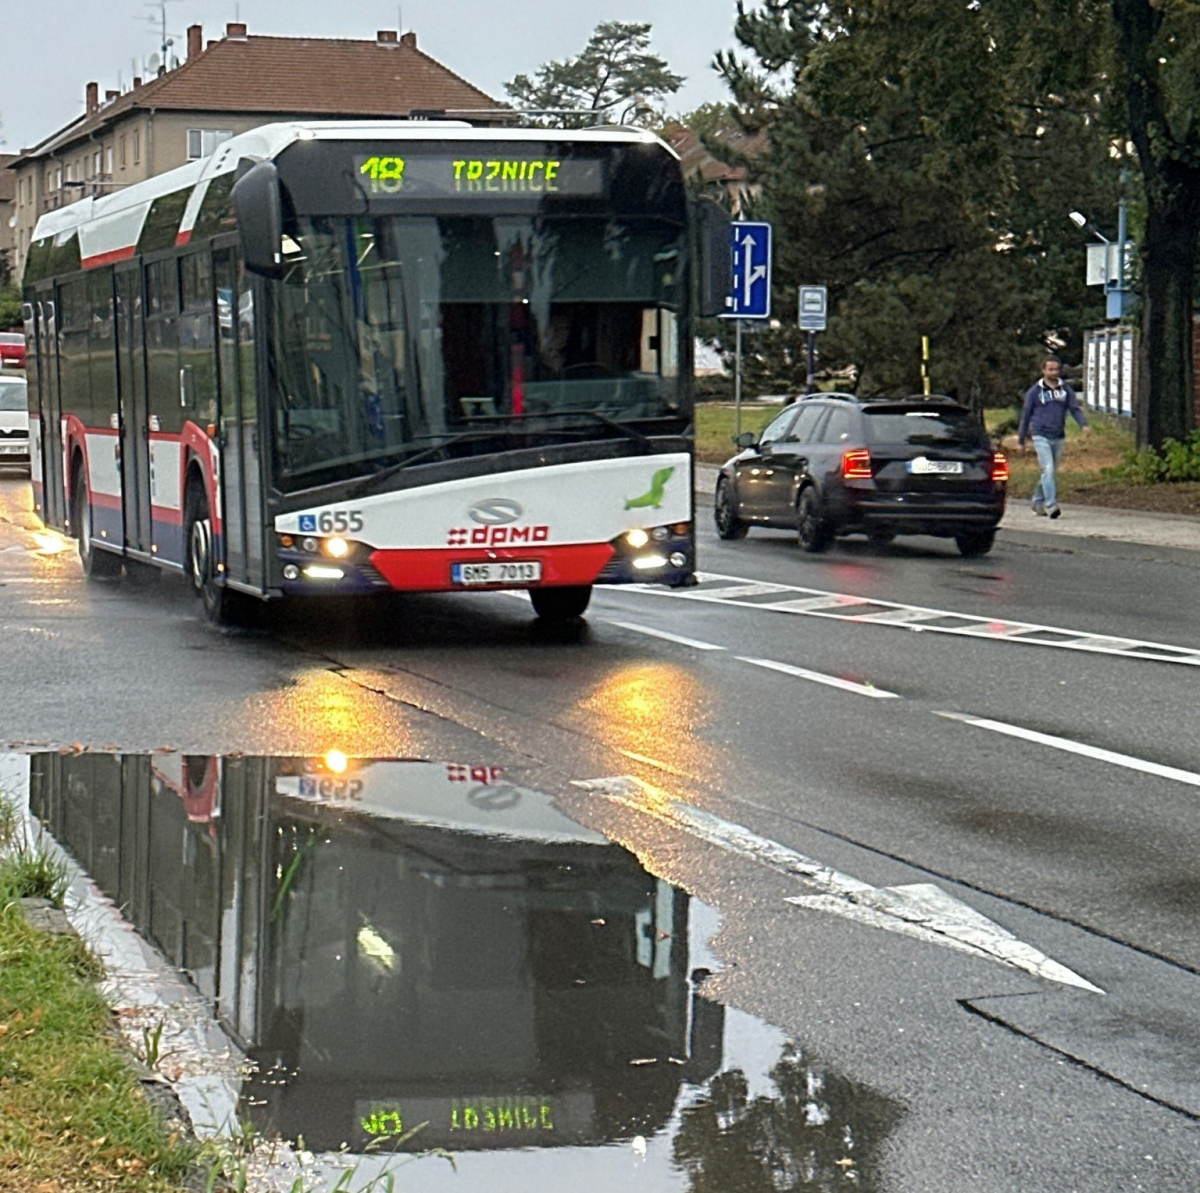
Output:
[
  {"xmin": 304, "ymin": 565, "xmax": 345, "ymax": 580},
  {"xmin": 632, "ymin": 554, "xmax": 667, "ymax": 571},
  {"xmin": 652, "ymin": 526, "xmax": 669, "ymax": 541},
  {"xmin": 669, "ymin": 552, "xmax": 687, "ymax": 567},
  {"xmin": 625, "ymin": 528, "xmax": 650, "ymax": 548},
  {"xmin": 325, "ymin": 536, "xmax": 350, "ymax": 558},
  {"xmin": 283, "ymin": 564, "xmax": 300, "ymax": 580},
  {"xmin": 302, "ymin": 537, "xmax": 319, "ymax": 553}
]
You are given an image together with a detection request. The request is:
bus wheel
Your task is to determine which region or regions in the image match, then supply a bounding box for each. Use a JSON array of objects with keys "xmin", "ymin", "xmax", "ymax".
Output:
[
  {"xmin": 529, "ymin": 585, "xmax": 592, "ymax": 621},
  {"xmin": 72, "ymin": 468, "xmax": 122, "ymax": 579},
  {"xmin": 186, "ymin": 485, "xmax": 244, "ymax": 626}
]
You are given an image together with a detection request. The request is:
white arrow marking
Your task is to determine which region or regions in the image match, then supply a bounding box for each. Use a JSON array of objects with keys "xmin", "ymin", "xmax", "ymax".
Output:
[
  {"xmin": 573, "ymin": 777, "xmax": 1103, "ymax": 993},
  {"xmin": 744, "ymin": 264, "xmax": 767, "ymax": 307}
]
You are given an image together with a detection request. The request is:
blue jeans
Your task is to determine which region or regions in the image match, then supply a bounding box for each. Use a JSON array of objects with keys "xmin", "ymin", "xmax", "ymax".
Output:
[{"xmin": 1031, "ymin": 435, "xmax": 1064, "ymax": 511}]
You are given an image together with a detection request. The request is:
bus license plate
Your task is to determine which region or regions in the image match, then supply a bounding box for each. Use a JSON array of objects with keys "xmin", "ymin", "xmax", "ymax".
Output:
[
  {"xmin": 0, "ymin": 443, "xmax": 25, "ymax": 454},
  {"xmin": 452, "ymin": 561, "xmax": 542, "ymax": 586}
]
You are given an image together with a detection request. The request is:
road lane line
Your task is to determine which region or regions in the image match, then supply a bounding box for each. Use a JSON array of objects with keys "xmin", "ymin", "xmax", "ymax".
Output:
[
  {"xmin": 738, "ymin": 656, "xmax": 900, "ymax": 699},
  {"xmin": 936, "ymin": 711, "xmax": 1200, "ymax": 787},
  {"xmin": 607, "ymin": 621, "xmax": 725, "ymax": 651},
  {"xmin": 574, "ymin": 777, "xmax": 1101, "ymax": 992}
]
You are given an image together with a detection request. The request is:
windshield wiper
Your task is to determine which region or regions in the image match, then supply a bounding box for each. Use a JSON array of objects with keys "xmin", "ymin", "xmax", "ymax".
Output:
[{"xmin": 347, "ymin": 431, "xmax": 513, "ymax": 497}]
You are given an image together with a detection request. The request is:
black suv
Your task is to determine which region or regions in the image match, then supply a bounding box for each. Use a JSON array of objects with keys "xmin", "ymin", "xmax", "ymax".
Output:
[{"xmin": 714, "ymin": 394, "xmax": 1007, "ymax": 556}]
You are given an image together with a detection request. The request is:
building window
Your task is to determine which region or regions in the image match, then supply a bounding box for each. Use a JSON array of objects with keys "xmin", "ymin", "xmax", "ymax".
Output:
[
  {"xmin": 93, "ymin": 150, "xmax": 102, "ymax": 176},
  {"xmin": 186, "ymin": 128, "xmax": 234, "ymax": 160},
  {"xmin": 119, "ymin": 137, "xmax": 127, "ymax": 168},
  {"xmin": 132, "ymin": 131, "xmax": 140, "ymax": 164},
  {"xmin": 105, "ymin": 146, "xmax": 113, "ymax": 176}
]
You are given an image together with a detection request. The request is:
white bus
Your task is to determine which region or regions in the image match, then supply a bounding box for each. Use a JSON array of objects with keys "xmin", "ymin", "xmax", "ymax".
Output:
[{"xmin": 23, "ymin": 120, "xmax": 729, "ymax": 623}]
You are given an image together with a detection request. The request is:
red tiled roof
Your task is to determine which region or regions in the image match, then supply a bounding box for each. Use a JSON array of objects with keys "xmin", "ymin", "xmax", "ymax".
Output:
[
  {"xmin": 662, "ymin": 124, "xmax": 769, "ymax": 184},
  {"xmin": 16, "ymin": 30, "xmax": 499, "ymax": 162}
]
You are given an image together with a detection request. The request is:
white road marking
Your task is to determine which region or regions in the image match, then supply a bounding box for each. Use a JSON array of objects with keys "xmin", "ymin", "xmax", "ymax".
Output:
[
  {"xmin": 619, "ymin": 571, "xmax": 1200, "ymax": 667},
  {"xmin": 937, "ymin": 711, "xmax": 1200, "ymax": 788},
  {"xmin": 737, "ymin": 655, "xmax": 899, "ymax": 699},
  {"xmin": 575, "ymin": 776, "xmax": 1101, "ymax": 992},
  {"xmin": 607, "ymin": 621, "xmax": 725, "ymax": 651}
]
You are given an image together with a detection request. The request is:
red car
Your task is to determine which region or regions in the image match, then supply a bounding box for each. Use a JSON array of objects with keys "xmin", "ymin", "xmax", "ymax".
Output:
[{"xmin": 0, "ymin": 332, "xmax": 26, "ymax": 369}]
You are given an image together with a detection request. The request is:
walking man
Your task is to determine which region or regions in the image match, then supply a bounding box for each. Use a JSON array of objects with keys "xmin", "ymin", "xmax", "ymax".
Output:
[{"xmin": 1017, "ymin": 355, "xmax": 1090, "ymax": 518}]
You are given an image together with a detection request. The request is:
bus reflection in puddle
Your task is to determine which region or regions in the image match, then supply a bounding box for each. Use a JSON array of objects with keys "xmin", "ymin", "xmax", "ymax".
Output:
[{"xmin": 27, "ymin": 752, "xmax": 900, "ymax": 1190}]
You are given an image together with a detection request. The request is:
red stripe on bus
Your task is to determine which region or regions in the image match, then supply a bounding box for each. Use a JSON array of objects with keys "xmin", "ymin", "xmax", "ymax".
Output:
[
  {"xmin": 90, "ymin": 491, "xmax": 123, "ymax": 510},
  {"xmin": 369, "ymin": 543, "xmax": 615, "ymax": 592},
  {"xmin": 151, "ymin": 504, "xmax": 184, "ymax": 526},
  {"xmin": 81, "ymin": 246, "xmax": 137, "ymax": 269},
  {"xmin": 175, "ymin": 230, "xmax": 193, "ymax": 246}
]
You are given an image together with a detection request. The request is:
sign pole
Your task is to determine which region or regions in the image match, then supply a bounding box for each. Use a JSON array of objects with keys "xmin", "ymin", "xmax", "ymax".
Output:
[
  {"xmin": 921, "ymin": 335, "xmax": 931, "ymax": 396},
  {"xmin": 806, "ymin": 330, "xmax": 816, "ymax": 393},
  {"xmin": 735, "ymin": 319, "xmax": 743, "ymax": 440}
]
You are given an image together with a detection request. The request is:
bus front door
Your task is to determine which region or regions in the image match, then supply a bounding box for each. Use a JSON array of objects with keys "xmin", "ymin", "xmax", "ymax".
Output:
[
  {"xmin": 115, "ymin": 267, "xmax": 151, "ymax": 554},
  {"xmin": 214, "ymin": 249, "xmax": 266, "ymax": 595}
]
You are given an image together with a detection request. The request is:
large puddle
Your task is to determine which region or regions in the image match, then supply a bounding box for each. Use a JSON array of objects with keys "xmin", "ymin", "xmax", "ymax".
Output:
[{"xmin": 8, "ymin": 752, "xmax": 901, "ymax": 1190}]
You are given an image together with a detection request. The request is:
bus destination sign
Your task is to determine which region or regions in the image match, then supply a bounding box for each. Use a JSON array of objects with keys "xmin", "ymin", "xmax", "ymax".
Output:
[{"xmin": 353, "ymin": 153, "xmax": 605, "ymax": 198}]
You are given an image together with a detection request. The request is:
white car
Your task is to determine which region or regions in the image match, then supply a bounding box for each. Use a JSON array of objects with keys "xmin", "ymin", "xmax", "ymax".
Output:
[{"xmin": 0, "ymin": 374, "xmax": 30, "ymax": 471}]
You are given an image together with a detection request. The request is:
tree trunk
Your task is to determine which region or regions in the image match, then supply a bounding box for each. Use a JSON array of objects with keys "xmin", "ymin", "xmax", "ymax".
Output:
[{"xmin": 1135, "ymin": 197, "xmax": 1200, "ymax": 450}]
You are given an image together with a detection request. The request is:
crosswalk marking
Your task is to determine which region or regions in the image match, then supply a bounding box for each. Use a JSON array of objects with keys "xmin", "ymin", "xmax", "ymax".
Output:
[{"xmin": 622, "ymin": 572, "xmax": 1200, "ymax": 667}]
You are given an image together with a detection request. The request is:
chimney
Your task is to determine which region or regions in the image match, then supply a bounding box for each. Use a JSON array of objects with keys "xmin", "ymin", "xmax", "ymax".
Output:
[
  {"xmin": 377, "ymin": 30, "xmax": 398, "ymax": 46},
  {"xmin": 187, "ymin": 24, "xmax": 202, "ymax": 60},
  {"xmin": 86, "ymin": 82, "xmax": 99, "ymax": 114},
  {"xmin": 133, "ymin": 77, "xmax": 142, "ymax": 89},
  {"xmin": 226, "ymin": 22, "xmax": 248, "ymax": 40},
  {"xmin": 400, "ymin": 32, "xmax": 416, "ymax": 48},
  {"xmin": 105, "ymin": 89, "xmax": 119, "ymax": 103}
]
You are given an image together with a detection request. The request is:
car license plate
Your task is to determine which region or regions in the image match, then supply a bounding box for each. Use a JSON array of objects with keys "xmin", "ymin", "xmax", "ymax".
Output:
[
  {"xmin": 452, "ymin": 561, "xmax": 542, "ymax": 586},
  {"xmin": 0, "ymin": 443, "xmax": 26, "ymax": 454},
  {"xmin": 908, "ymin": 457, "xmax": 963, "ymax": 475}
]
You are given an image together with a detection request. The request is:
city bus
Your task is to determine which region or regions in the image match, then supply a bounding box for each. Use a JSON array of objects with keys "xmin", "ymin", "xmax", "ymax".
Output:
[{"xmin": 22, "ymin": 120, "xmax": 730, "ymax": 623}]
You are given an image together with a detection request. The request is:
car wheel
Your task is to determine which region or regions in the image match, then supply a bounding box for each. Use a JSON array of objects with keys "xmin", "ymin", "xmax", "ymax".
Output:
[
  {"xmin": 530, "ymin": 585, "xmax": 592, "ymax": 622},
  {"xmin": 714, "ymin": 478, "xmax": 749, "ymax": 540},
  {"xmin": 955, "ymin": 528, "xmax": 996, "ymax": 557},
  {"xmin": 796, "ymin": 488, "xmax": 831, "ymax": 554},
  {"xmin": 72, "ymin": 468, "xmax": 122, "ymax": 579},
  {"xmin": 185, "ymin": 480, "xmax": 249, "ymax": 626}
]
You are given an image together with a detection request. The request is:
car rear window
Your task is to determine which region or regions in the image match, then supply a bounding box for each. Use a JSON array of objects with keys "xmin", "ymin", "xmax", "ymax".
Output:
[
  {"xmin": 864, "ymin": 407, "xmax": 987, "ymax": 448},
  {"xmin": 0, "ymin": 334, "xmax": 23, "ymax": 346},
  {"xmin": 0, "ymin": 379, "xmax": 27, "ymax": 411}
]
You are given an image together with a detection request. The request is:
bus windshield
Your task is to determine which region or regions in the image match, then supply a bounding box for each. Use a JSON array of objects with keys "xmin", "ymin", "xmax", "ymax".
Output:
[{"xmin": 267, "ymin": 213, "xmax": 686, "ymax": 492}]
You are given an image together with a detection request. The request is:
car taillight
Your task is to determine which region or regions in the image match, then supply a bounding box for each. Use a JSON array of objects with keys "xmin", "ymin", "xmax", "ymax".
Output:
[
  {"xmin": 991, "ymin": 452, "xmax": 1009, "ymax": 482},
  {"xmin": 842, "ymin": 449, "xmax": 873, "ymax": 479}
]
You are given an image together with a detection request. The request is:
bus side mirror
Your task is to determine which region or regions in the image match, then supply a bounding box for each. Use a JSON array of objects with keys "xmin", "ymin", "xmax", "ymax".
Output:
[
  {"xmin": 232, "ymin": 159, "xmax": 284, "ymax": 279},
  {"xmin": 694, "ymin": 198, "xmax": 732, "ymax": 318}
]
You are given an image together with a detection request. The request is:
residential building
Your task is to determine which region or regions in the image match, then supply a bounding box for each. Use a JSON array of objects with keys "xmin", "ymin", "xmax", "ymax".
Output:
[
  {"xmin": 8, "ymin": 23, "xmax": 498, "ymax": 280},
  {"xmin": 0, "ymin": 155, "xmax": 15, "ymax": 285}
]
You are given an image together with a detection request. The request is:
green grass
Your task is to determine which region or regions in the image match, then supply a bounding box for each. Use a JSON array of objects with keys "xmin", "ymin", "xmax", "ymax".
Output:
[
  {"xmin": 694, "ymin": 402, "xmax": 782, "ymax": 462},
  {"xmin": 0, "ymin": 804, "xmax": 200, "ymax": 1192}
]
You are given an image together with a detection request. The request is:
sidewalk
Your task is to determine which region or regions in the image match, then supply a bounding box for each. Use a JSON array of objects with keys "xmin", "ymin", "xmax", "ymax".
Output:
[{"xmin": 693, "ymin": 462, "xmax": 1200, "ymax": 553}]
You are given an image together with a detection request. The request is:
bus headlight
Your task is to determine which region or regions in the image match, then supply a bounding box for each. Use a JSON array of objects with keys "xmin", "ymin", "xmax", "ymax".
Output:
[{"xmin": 324, "ymin": 536, "xmax": 350, "ymax": 558}]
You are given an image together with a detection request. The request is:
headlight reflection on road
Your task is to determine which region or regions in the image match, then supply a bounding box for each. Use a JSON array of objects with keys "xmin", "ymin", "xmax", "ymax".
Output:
[
  {"xmin": 579, "ymin": 663, "xmax": 719, "ymax": 784},
  {"xmin": 32, "ymin": 530, "xmax": 72, "ymax": 556}
]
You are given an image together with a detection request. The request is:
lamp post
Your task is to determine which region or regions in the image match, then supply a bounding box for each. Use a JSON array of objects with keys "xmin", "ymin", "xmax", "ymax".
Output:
[{"xmin": 1069, "ymin": 204, "xmax": 1132, "ymax": 321}]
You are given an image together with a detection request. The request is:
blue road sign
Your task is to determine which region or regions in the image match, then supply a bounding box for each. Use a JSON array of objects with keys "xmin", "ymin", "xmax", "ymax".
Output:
[
  {"xmin": 799, "ymin": 285, "xmax": 828, "ymax": 332},
  {"xmin": 723, "ymin": 222, "xmax": 772, "ymax": 319}
]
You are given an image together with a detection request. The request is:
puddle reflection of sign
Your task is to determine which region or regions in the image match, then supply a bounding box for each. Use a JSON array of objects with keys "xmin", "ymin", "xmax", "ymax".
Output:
[{"xmin": 467, "ymin": 784, "xmax": 522, "ymax": 812}]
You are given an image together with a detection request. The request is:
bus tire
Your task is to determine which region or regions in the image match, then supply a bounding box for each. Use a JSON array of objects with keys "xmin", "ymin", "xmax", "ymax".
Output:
[
  {"xmin": 529, "ymin": 585, "xmax": 592, "ymax": 621},
  {"xmin": 185, "ymin": 481, "xmax": 246, "ymax": 626},
  {"xmin": 72, "ymin": 466, "xmax": 122, "ymax": 579}
]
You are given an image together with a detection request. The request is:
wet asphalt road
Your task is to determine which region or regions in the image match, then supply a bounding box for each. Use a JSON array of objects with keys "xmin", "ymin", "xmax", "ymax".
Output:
[{"xmin": 3, "ymin": 471, "xmax": 1200, "ymax": 1190}]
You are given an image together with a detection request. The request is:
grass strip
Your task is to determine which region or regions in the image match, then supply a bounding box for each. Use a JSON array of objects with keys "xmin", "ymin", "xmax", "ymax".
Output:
[{"xmin": 0, "ymin": 860, "xmax": 199, "ymax": 1191}]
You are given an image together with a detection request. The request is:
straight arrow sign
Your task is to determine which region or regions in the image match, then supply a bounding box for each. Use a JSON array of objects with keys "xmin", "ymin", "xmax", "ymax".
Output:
[{"xmin": 574, "ymin": 777, "xmax": 1103, "ymax": 994}]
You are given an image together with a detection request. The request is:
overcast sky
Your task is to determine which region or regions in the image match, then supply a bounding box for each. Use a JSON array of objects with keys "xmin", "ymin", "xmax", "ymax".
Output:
[{"xmin": 1, "ymin": 1, "xmax": 745, "ymax": 153}]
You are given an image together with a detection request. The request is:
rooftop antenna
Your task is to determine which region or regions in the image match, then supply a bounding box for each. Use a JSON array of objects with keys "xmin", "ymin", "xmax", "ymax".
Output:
[{"xmin": 140, "ymin": 0, "xmax": 182, "ymax": 68}]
